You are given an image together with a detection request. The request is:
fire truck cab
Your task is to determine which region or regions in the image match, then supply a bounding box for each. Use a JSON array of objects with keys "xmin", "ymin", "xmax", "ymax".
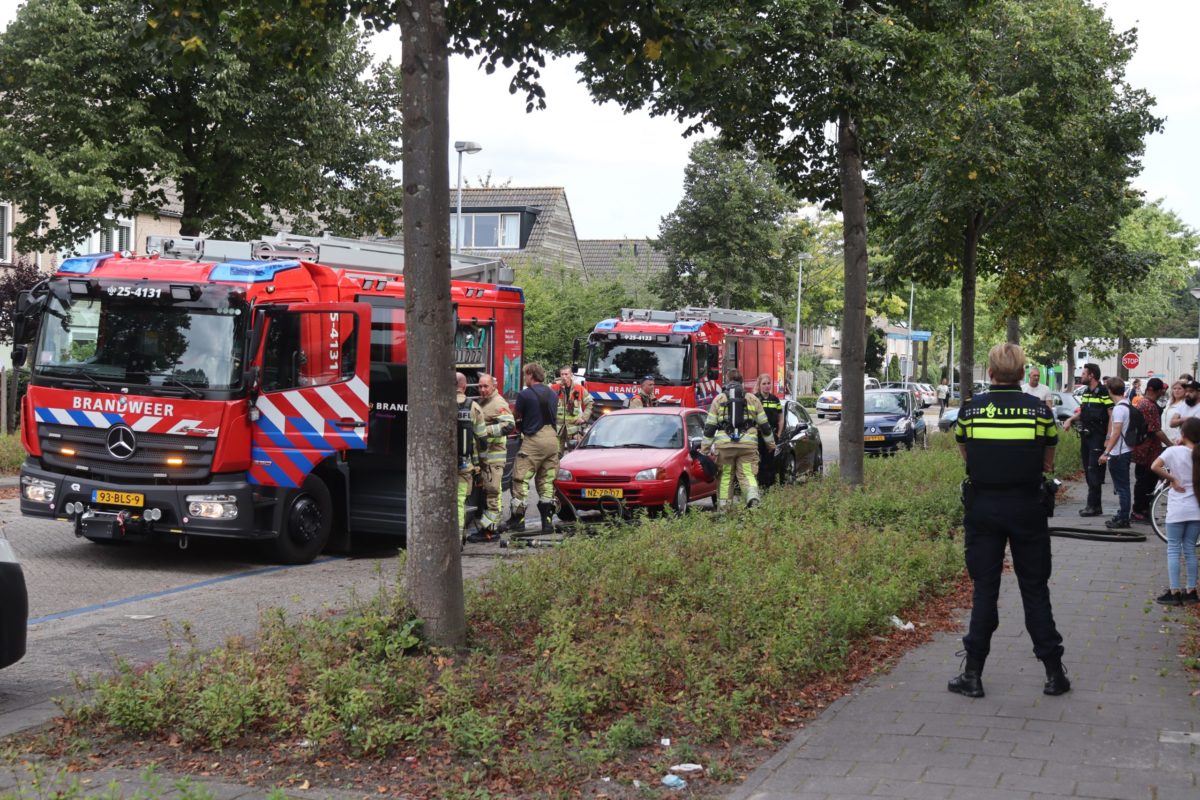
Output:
[
  {"xmin": 11, "ymin": 234, "xmax": 523, "ymax": 563},
  {"xmin": 578, "ymin": 307, "xmax": 785, "ymax": 413}
]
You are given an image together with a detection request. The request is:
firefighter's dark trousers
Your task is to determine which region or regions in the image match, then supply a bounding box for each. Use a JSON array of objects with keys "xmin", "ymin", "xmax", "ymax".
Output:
[{"xmin": 962, "ymin": 489, "xmax": 1065, "ymax": 664}]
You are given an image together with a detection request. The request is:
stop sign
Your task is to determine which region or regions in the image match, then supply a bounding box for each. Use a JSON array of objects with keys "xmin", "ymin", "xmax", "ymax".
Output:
[{"xmin": 1122, "ymin": 352, "xmax": 1140, "ymax": 370}]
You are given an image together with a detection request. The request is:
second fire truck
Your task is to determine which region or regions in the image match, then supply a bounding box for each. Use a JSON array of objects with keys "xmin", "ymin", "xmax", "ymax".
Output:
[{"xmin": 577, "ymin": 307, "xmax": 786, "ymax": 414}]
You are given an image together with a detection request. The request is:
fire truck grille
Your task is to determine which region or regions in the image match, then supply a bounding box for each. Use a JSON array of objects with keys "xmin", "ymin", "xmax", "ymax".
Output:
[{"xmin": 37, "ymin": 424, "xmax": 216, "ymax": 483}]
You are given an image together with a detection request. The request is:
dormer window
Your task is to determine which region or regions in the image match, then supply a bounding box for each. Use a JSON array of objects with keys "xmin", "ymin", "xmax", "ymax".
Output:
[{"xmin": 451, "ymin": 213, "xmax": 521, "ymax": 249}]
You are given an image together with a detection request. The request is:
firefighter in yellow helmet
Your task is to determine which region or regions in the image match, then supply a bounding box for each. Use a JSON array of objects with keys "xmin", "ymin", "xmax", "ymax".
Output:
[
  {"xmin": 466, "ymin": 372, "xmax": 515, "ymax": 543},
  {"xmin": 702, "ymin": 369, "xmax": 776, "ymax": 509}
]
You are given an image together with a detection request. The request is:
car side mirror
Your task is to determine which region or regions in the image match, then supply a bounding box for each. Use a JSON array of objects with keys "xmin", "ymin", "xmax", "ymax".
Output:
[
  {"xmin": 15, "ymin": 290, "xmax": 32, "ymax": 315},
  {"xmin": 11, "ymin": 344, "xmax": 27, "ymax": 369}
]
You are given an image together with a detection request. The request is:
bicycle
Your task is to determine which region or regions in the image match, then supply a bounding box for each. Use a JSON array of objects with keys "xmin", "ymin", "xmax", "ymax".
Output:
[{"xmin": 1149, "ymin": 479, "xmax": 1200, "ymax": 546}]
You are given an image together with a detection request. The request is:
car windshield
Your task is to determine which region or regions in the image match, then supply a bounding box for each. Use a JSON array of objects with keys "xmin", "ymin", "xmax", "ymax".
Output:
[
  {"xmin": 864, "ymin": 391, "xmax": 909, "ymax": 415},
  {"xmin": 825, "ymin": 378, "xmax": 842, "ymax": 392},
  {"xmin": 586, "ymin": 339, "xmax": 691, "ymax": 384},
  {"xmin": 580, "ymin": 413, "xmax": 684, "ymax": 449},
  {"xmin": 33, "ymin": 282, "xmax": 247, "ymax": 392}
]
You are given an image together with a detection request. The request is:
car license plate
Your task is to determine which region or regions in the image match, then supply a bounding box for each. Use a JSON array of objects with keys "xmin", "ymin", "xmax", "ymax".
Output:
[
  {"xmin": 864, "ymin": 435, "xmax": 886, "ymax": 443},
  {"xmin": 583, "ymin": 488, "xmax": 624, "ymax": 499},
  {"xmin": 91, "ymin": 490, "xmax": 144, "ymax": 507}
]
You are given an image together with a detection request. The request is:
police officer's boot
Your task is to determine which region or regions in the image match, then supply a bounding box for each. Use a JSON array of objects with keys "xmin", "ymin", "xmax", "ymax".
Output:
[
  {"xmin": 537, "ymin": 501, "xmax": 555, "ymax": 532},
  {"xmin": 947, "ymin": 654, "xmax": 985, "ymax": 698},
  {"xmin": 1042, "ymin": 659, "xmax": 1071, "ymax": 696}
]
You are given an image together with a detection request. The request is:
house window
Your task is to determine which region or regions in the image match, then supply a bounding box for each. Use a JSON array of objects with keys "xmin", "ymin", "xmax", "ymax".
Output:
[
  {"xmin": 814, "ymin": 327, "xmax": 825, "ymax": 347},
  {"xmin": 99, "ymin": 219, "xmax": 132, "ymax": 253},
  {"xmin": 0, "ymin": 203, "xmax": 10, "ymax": 262},
  {"xmin": 450, "ymin": 213, "xmax": 521, "ymax": 249}
]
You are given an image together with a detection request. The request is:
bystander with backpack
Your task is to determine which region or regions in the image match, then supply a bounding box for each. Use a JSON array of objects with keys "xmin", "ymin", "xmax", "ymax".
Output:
[
  {"xmin": 1098, "ymin": 377, "xmax": 1139, "ymax": 530},
  {"xmin": 1131, "ymin": 378, "xmax": 1171, "ymax": 523},
  {"xmin": 702, "ymin": 369, "xmax": 776, "ymax": 509}
]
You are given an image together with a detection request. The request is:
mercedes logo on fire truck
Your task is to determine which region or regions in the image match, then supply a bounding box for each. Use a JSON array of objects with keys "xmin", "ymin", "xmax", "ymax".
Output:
[{"xmin": 105, "ymin": 425, "xmax": 137, "ymax": 460}]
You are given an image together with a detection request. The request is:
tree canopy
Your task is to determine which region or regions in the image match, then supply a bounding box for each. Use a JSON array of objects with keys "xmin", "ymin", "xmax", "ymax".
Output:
[
  {"xmin": 874, "ymin": 0, "xmax": 1159, "ymax": 396},
  {"xmin": 655, "ymin": 140, "xmax": 799, "ymax": 312},
  {"xmin": 0, "ymin": 0, "xmax": 404, "ymax": 250}
]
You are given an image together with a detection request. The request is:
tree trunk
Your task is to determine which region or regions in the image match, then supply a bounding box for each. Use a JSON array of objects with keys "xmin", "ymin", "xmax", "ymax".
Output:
[
  {"xmin": 1065, "ymin": 338, "xmax": 1075, "ymax": 391},
  {"xmin": 960, "ymin": 215, "xmax": 980, "ymax": 401},
  {"xmin": 1006, "ymin": 316, "xmax": 1020, "ymax": 345},
  {"xmin": 179, "ymin": 173, "xmax": 203, "ymax": 237},
  {"xmin": 837, "ymin": 108, "xmax": 868, "ymax": 488},
  {"xmin": 920, "ymin": 339, "xmax": 929, "ymax": 382},
  {"xmin": 1117, "ymin": 331, "xmax": 1131, "ymax": 381},
  {"xmin": 400, "ymin": 0, "xmax": 465, "ymax": 649}
]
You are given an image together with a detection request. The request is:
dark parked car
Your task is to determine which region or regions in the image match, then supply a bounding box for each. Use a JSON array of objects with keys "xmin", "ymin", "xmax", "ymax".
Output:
[
  {"xmin": 863, "ymin": 389, "xmax": 928, "ymax": 453},
  {"xmin": 0, "ymin": 539, "xmax": 27, "ymax": 669},
  {"xmin": 771, "ymin": 400, "xmax": 824, "ymax": 483}
]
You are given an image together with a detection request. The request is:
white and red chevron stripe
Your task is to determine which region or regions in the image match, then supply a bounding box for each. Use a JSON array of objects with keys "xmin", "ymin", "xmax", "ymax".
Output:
[{"xmin": 249, "ymin": 379, "xmax": 369, "ymax": 488}]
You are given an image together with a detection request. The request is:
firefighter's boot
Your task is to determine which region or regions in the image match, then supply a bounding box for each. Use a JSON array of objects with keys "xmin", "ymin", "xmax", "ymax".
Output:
[{"xmin": 537, "ymin": 501, "xmax": 556, "ymax": 532}]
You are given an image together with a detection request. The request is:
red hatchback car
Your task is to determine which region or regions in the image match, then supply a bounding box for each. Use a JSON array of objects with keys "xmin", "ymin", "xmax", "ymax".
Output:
[{"xmin": 555, "ymin": 407, "xmax": 718, "ymax": 516}]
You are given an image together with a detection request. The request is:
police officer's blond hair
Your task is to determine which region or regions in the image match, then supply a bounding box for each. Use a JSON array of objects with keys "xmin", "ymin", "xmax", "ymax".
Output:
[{"xmin": 987, "ymin": 343, "xmax": 1025, "ymax": 384}]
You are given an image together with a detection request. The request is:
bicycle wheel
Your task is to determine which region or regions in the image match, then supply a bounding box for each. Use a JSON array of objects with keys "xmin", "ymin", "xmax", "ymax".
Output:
[{"xmin": 1151, "ymin": 482, "xmax": 1169, "ymax": 544}]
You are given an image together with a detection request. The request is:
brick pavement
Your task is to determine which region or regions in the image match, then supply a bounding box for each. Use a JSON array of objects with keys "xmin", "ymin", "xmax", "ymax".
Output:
[{"xmin": 730, "ymin": 483, "xmax": 1200, "ymax": 800}]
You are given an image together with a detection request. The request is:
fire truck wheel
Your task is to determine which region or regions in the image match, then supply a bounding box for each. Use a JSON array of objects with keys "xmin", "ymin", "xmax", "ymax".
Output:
[{"xmin": 271, "ymin": 475, "xmax": 333, "ymax": 564}]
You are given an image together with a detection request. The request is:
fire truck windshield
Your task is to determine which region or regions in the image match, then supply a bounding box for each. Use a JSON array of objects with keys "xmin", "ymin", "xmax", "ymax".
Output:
[
  {"xmin": 32, "ymin": 283, "xmax": 248, "ymax": 394},
  {"xmin": 586, "ymin": 339, "xmax": 692, "ymax": 384}
]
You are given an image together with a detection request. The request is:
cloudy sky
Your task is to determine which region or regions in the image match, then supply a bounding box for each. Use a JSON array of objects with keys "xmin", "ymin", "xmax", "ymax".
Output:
[{"xmin": 0, "ymin": 1, "xmax": 1194, "ymax": 240}]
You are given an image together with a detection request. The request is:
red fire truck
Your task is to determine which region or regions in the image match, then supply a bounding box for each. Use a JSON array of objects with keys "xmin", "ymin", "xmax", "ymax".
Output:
[
  {"xmin": 11, "ymin": 234, "xmax": 523, "ymax": 563},
  {"xmin": 577, "ymin": 307, "xmax": 786, "ymax": 413}
]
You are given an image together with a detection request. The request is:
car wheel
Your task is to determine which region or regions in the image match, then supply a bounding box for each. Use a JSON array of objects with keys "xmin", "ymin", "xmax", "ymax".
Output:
[
  {"xmin": 817, "ymin": 413, "xmax": 825, "ymax": 419},
  {"xmin": 781, "ymin": 453, "xmax": 797, "ymax": 485},
  {"xmin": 554, "ymin": 489, "xmax": 577, "ymax": 523},
  {"xmin": 269, "ymin": 475, "xmax": 332, "ymax": 565},
  {"xmin": 671, "ymin": 480, "xmax": 689, "ymax": 516}
]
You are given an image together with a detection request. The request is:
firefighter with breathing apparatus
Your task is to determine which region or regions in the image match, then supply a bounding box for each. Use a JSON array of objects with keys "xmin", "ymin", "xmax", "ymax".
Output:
[{"xmin": 702, "ymin": 369, "xmax": 776, "ymax": 509}]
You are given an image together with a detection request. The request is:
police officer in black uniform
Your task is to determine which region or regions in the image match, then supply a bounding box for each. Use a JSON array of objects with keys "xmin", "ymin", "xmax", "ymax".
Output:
[
  {"xmin": 754, "ymin": 373, "xmax": 784, "ymax": 488},
  {"xmin": 950, "ymin": 343, "xmax": 1070, "ymax": 699},
  {"xmin": 1063, "ymin": 363, "xmax": 1113, "ymax": 516}
]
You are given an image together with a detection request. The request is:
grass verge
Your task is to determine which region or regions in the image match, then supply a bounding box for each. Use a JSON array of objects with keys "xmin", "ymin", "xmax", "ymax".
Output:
[
  {"xmin": 0, "ymin": 433, "xmax": 25, "ymax": 474},
  {"xmin": 27, "ymin": 439, "xmax": 1063, "ymax": 797}
]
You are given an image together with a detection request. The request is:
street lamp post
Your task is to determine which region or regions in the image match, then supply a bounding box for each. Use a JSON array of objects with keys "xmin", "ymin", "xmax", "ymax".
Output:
[
  {"xmin": 1190, "ymin": 285, "xmax": 1200, "ymax": 376},
  {"xmin": 454, "ymin": 141, "xmax": 482, "ymax": 253},
  {"xmin": 790, "ymin": 253, "xmax": 812, "ymax": 400},
  {"xmin": 904, "ymin": 281, "xmax": 914, "ymax": 390}
]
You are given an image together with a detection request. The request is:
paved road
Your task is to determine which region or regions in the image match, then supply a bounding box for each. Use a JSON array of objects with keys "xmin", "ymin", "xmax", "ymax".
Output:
[{"xmin": 0, "ymin": 500, "xmax": 507, "ymax": 737}]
